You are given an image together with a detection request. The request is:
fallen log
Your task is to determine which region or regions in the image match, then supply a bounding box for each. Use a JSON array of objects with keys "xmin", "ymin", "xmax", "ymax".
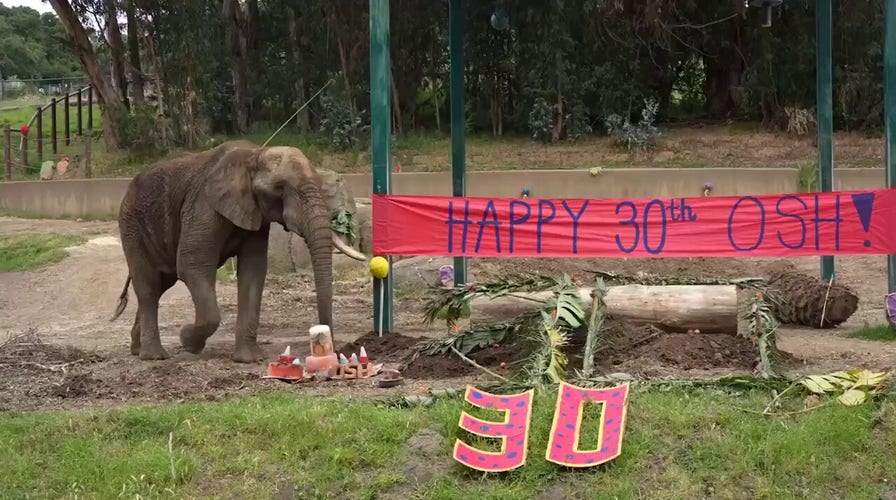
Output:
[{"xmin": 469, "ymin": 285, "xmax": 739, "ymax": 334}]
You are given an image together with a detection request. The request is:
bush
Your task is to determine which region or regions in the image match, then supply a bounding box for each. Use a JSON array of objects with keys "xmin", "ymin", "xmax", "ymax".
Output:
[
  {"xmin": 318, "ymin": 94, "xmax": 365, "ymax": 152},
  {"xmin": 116, "ymin": 106, "xmax": 162, "ymax": 159},
  {"xmin": 604, "ymin": 97, "xmax": 660, "ymax": 151},
  {"xmin": 527, "ymin": 97, "xmax": 553, "ymax": 144}
]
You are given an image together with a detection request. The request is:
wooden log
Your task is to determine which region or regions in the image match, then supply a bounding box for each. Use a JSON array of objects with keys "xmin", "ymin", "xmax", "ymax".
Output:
[{"xmin": 469, "ymin": 285, "xmax": 739, "ymax": 334}]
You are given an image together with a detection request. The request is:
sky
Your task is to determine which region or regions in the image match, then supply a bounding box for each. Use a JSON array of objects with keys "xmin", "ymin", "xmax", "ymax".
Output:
[{"xmin": 1, "ymin": 0, "xmax": 54, "ymax": 14}]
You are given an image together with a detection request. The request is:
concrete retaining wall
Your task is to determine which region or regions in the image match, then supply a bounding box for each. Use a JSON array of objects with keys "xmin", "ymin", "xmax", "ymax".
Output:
[{"xmin": 0, "ymin": 168, "xmax": 889, "ymax": 218}]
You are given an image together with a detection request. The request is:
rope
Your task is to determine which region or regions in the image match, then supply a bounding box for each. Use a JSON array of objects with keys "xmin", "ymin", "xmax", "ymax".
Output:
[{"xmin": 261, "ymin": 79, "xmax": 334, "ymax": 147}]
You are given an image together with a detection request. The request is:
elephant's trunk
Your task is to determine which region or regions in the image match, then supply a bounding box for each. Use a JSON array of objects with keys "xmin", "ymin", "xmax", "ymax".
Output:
[{"xmin": 285, "ymin": 185, "xmax": 334, "ymax": 330}]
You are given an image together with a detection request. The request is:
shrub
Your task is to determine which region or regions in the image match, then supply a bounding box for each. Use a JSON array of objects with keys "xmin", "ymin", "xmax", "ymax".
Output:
[
  {"xmin": 604, "ymin": 97, "xmax": 660, "ymax": 151},
  {"xmin": 318, "ymin": 94, "xmax": 365, "ymax": 152}
]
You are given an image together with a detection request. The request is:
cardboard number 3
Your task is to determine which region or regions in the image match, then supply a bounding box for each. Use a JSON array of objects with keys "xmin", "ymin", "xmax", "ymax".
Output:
[
  {"xmin": 452, "ymin": 386, "xmax": 535, "ymax": 472},
  {"xmin": 452, "ymin": 382, "xmax": 631, "ymax": 471}
]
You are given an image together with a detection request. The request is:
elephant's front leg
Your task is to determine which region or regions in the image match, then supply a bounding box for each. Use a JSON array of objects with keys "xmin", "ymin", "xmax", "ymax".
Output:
[
  {"xmin": 232, "ymin": 233, "xmax": 268, "ymax": 363},
  {"xmin": 178, "ymin": 266, "xmax": 221, "ymax": 355}
]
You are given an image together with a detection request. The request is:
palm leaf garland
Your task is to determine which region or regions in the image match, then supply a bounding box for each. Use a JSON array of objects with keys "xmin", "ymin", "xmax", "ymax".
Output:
[
  {"xmin": 740, "ymin": 292, "xmax": 787, "ymax": 379},
  {"xmin": 399, "ymin": 320, "xmax": 531, "ymax": 370},
  {"xmin": 421, "ymin": 273, "xmax": 564, "ymax": 327},
  {"xmin": 410, "ymin": 273, "xmax": 586, "ymax": 384}
]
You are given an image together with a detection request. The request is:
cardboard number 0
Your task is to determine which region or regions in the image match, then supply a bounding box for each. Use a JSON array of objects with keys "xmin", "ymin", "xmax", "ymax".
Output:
[{"xmin": 452, "ymin": 382, "xmax": 631, "ymax": 471}]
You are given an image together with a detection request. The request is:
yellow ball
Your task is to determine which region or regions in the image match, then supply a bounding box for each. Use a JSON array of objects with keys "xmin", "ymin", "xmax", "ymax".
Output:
[{"xmin": 369, "ymin": 256, "xmax": 389, "ymax": 279}]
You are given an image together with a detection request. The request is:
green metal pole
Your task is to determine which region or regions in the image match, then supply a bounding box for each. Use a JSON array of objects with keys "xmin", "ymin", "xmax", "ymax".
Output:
[
  {"xmin": 449, "ymin": 0, "xmax": 467, "ymax": 287},
  {"xmin": 817, "ymin": 0, "xmax": 835, "ymax": 281},
  {"xmin": 885, "ymin": 0, "xmax": 896, "ymax": 296},
  {"xmin": 369, "ymin": 0, "xmax": 393, "ymax": 333}
]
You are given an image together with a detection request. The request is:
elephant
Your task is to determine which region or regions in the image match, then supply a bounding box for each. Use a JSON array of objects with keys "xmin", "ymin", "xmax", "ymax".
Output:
[{"xmin": 109, "ymin": 140, "xmax": 368, "ymax": 362}]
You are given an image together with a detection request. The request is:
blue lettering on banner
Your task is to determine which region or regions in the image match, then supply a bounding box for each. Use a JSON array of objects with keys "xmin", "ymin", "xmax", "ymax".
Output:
[
  {"xmin": 775, "ymin": 196, "xmax": 807, "ymax": 250},
  {"xmin": 727, "ymin": 196, "xmax": 765, "ymax": 251},
  {"xmin": 438, "ymin": 192, "xmax": 859, "ymax": 257},
  {"xmin": 508, "ymin": 200, "xmax": 531, "ymax": 253},
  {"xmin": 561, "ymin": 200, "xmax": 590, "ymax": 254},
  {"xmin": 476, "ymin": 200, "xmax": 502, "ymax": 253},
  {"xmin": 446, "ymin": 201, "xmax": 473, "ymax": 253},
  {"xmin": 537, "ymin": 200, "xmax": 556, "ymax": 254},
  {"xmin": 814, "ymin": 194, "xmax": 842, "ymax": 251}
]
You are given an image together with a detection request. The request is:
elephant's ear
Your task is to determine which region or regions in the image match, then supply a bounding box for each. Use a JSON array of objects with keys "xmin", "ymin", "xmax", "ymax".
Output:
[{"xmin": 204, "ymin": 148, "xmax": 263, "ymax": 231}]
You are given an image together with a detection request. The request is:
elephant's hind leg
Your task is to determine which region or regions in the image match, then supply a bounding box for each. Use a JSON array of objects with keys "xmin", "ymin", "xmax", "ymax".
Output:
[
  {"xmin": 179, "ymin": 268, "xmax": 221, "ymax": 355},
  {"xmin": 132, "ymin": 272, "xmax": 171, "ymax": 360},
  {"xmin": 129, "ymin": 273, "xmax": 177, "ymax": 356}
]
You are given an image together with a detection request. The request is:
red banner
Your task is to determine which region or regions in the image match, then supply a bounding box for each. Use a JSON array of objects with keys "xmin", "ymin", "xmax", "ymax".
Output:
[{"xmin": 371, "ymin": 188, "xmax": 896, "ymax": 258}]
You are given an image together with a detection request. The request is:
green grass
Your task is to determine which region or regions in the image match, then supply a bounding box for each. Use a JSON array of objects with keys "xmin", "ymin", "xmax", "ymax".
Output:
[
  {"xmin": 848, "ymin": 325, "xmax": 896, "ymax": 341},
  {"xmin": 0, "ymin": 387, "xmax": 894, "ymax": 498},
  {"xmin": 0, "ymin": 233, "xmax": 86, "ymax": 272}
]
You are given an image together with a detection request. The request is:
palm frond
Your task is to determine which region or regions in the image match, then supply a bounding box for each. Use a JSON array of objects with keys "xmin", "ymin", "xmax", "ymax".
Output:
[
  {"xmin": 739, "ymin": 292, "xmax": 787, "ymax": 379},
  {"xmin": 580, "ymin": 277, "xmax": 609, "ymax": 379},
  {"xmin": 421, "ymin": 273, "xmax": 563, "ymax": 327}
]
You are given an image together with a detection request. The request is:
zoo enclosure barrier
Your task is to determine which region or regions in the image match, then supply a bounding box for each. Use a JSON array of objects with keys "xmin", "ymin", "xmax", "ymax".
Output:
[{"xmin": 2, "ymin": 84, "xmax": 97, "ymax": 181}]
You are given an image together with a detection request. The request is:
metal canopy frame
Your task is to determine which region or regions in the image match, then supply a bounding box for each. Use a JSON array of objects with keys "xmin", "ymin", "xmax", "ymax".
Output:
[{"xmin": 368, "ymin": 0, "xmax": 896, "ymax": 333}]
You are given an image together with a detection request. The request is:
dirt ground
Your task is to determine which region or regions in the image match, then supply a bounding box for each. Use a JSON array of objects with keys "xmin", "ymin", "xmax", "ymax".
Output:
[{"xmin": 2, "ymin": 216, "xmax": 896, "ymax": 412}]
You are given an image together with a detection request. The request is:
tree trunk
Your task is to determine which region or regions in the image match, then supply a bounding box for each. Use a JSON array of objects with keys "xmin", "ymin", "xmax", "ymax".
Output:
[
  {"xmin": 390, "ymin": 65, "xmax": 403, "ymax": 137},
  {"xmin": 124, "ymin": 0, "xmax": 144, "ymax": 107},
  {"xmin": 470, "ymin": 285, "xmax": 739, "ymax": 334},
  {"xmin": 703, "ymin": 17, "xmax": 746, "ymax": 119},
  {"xmin": 49, "ymin": 0, "xmax": 124, "ymax": 151},
  {"xmin": 223, "ymin": 0, "xmax": 251, "ymax": 132},
  {"xmin": 104, "ymin": 0, "xmax": 128, "ymax": 109},
  {"xmin": 286, "ymin": 6, "xmax": 310, "ymax": 131}
]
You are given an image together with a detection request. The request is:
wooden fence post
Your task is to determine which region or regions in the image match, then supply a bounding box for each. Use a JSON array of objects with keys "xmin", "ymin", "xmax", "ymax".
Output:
[
  {"xmin": 51, "ymin": 98, "xmax": 57, "ymax": 155},
  {"xmin": 36, "ymin": 106, "xmax": 43, "ymax": 163},
  {"xmin": 77, "ymin": 89, "xmax": 83, "ymax": 137},
  {"xmin": 64, "ymin": 93, "xmax": 70, "ymax": 146},
  {"xmin": 3, "ymin": 124, "xmax": 10, "ymax": 181},
  {"xmin": 87, "ymin": 86, "xmax": 94, "ymax": 129},
  {"xmin": 84, "ymin": 129, "xmax": 92, "ymax": 179},
  {"xmin": 21, "ymin": 132, "xmax": 28, "ymax": 168}
]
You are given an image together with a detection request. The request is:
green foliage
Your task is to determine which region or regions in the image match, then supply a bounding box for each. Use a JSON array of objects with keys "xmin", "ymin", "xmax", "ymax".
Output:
[
  {"xmin": 527, "ymin": 97, "xmax": 553, "ymax": 144},
  {"xmin": 330, "ymin": 209, "xmax": 358, "ymax": 246},
  {"xmin": 0, "ymin": 233, "xmax": 86, "ymax": 272},
  {"xmin": 0, "ymin": 5, "xmax": 80, "ymax": 80},
  {"xmin": 116, "ymin": 106, "xmax": 163, "ymax": 160},
  {"xmin": 604, "ymin": 97, "xmax": 660, "ymax": 152},
  {"xmin": 318, "ymin": 94, "xmax": 365, "ymax": 152}
]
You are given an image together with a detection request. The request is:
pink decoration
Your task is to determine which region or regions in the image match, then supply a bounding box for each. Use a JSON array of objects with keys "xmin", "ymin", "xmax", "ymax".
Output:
[
  {"xmin": 544, "ymin": 381, "xmax": 630, "ymax": 467},
  {"xmin": 452, "ymin": 385, "xmax": 534, "ymax": 472}
]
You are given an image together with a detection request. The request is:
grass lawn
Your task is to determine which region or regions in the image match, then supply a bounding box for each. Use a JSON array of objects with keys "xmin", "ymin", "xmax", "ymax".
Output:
[
  {"xmin": 848, "ymin": 325, "xmax": 896, "ymax": 341},
  {"xmin": 0, "ymin": 386, "xmax": 893, "ymax": 498},
  {"xmin": 0, "ymin": 233, "xmax": 86, "ymax": 272}
]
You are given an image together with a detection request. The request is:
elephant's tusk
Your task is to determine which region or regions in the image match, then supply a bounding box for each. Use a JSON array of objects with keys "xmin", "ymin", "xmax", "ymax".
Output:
[{"xmin": 331, "ymin": 232, "xmax": 369, "ymax": 261}]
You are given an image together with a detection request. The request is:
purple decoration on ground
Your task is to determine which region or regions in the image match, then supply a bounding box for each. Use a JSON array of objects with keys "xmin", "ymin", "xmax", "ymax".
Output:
[
  {"xmin": 439, "ymin": 265, "xmax": 454, "ymax": 283},
  {"xmin": 886, "ymin": 293, "xmax": 896, "ymax": 323}
]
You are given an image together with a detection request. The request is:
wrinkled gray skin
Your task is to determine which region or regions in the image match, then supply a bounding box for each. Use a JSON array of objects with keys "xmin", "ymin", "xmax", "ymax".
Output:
[{"xmin": 110, "ymin": 140, "xmax": 368, "ymax": 362}]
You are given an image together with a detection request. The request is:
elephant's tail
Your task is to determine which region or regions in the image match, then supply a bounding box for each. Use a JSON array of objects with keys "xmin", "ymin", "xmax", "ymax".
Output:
[{"xmin": 109, "ymin": 276, "xmax": 131, "ymax": 321}]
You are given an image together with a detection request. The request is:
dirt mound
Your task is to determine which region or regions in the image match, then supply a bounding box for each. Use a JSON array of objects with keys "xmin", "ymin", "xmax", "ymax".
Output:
[
  {"xmin": 401, "ymin": 320, "xmax": 758, "ymax": 381},
  {"xmin": 592, "ymin": 321, "xmax": 757, "ymax": 377},
  {"xmin": 337, "ymin": 331, "xmax": 430, "ymax": 364}
]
